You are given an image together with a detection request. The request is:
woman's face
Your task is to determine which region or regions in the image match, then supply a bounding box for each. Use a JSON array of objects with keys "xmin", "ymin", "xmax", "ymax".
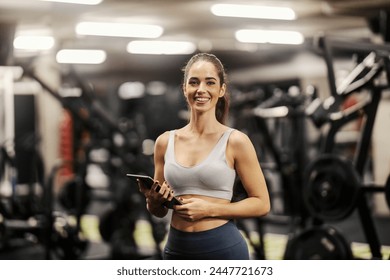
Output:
[{"xmin": 183, "ymin": 60, "xmax": 226, "ymax": 115}]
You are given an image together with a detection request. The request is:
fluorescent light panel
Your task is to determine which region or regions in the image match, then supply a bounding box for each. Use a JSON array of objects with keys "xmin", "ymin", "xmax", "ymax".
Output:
[
  {"xmin": 56, "ymin": 49, "xmax": 106, "ymax": 64},
  {"xmin": 40, "ymin": 0, "xmax": 103, "ymax": 5},
  {"xmin": 118, "ymin": 82, "xmax": 146, "ymax": 99},
  {"xmin": 76, "ymin": 22, "xmax": 163, "ymax": 38},
  {"xmin": 127, "ymin": 41, "xmax": 196, "ymax": 55},
  {"xmin": 211, "ymin": 4, "xmax": 296, "ymax": 20},
  {"xmin": 235, "ymin": 29, "xmax": 304, "ymax": 45},
  {"xmin": 13, "ymin": 35, "xmax": 55, "ymax": 50}
]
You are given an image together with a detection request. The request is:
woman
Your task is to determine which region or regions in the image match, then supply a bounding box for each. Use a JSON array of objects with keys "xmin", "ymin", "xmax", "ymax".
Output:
[{"xmin": 138, "ymin": 53, "xmax": 270, "ymax": 260}]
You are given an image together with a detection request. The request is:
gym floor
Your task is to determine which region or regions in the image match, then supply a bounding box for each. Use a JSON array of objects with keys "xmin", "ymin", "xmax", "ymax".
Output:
[
  {"xmin": 78, "ymin": 198, "xmax": 390, "ymax": 260},
  {"xmin": 1, "ymin": 200, "xmax": 389, "ymax": 260}
]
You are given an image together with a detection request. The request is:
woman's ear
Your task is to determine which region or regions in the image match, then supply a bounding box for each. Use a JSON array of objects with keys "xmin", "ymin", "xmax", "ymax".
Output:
[
  {"xmin": 183, "ymin": 85, "xmax": 188, "ymax": 98},
  {"xmin": 219, "ymin": 83, "xmax": 226, "ymax": 97}
]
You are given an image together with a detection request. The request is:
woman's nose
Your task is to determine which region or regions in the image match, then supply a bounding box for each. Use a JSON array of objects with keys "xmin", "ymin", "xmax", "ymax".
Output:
[{"xmin": 197, "ymin": 82, "xmax": 207, "ymax": 92}]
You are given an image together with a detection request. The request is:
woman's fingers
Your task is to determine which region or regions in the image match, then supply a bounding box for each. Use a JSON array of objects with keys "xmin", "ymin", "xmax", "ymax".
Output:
[
  {"xmin": 148, "ymin": 180, "xmax": 173, "ymax": 202},
  {"xmin": 137, "ymin": 179, "xmax": 149, "ymax": 195},
  {"xmin": 152, "ymin": 181, "xmax": 161, "ymax": 193}
]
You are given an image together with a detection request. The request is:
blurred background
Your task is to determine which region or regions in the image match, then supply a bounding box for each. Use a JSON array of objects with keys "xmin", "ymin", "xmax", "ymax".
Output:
[{"xmin": 0, "ymin": 0, "xmax": 390, "ymax": 260}]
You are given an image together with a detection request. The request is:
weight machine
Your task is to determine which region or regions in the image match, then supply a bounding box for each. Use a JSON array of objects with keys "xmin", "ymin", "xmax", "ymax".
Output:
[
  {"xmin": 0, "ymin": 65, "xmax": 165, "ymax": 259},
  {"xmin": 285, "ymin": 37, "xmax": 390, "ymax": 260},
  {"xmin": 229, "ymin": 81, "xmax": 314, "ymax": 259},
  {"xmin": 229, "ymin": 35, "xmax": 390, "ymax": 260}
]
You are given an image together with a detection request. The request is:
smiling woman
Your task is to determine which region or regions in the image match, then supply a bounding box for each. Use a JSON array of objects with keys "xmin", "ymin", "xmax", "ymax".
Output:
[
  {"xmin": 136, "ymin": 53, "xmax": 270, "ymax": 260},
  {"xmin": 181, "ymin": 53, "xmax": 229, "ymax": 124}
]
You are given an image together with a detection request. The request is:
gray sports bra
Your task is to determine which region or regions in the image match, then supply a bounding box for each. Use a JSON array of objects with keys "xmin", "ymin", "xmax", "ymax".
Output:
[{"xmin": 164, "ymin": 129, "xmax": 236, "ymax": 200}]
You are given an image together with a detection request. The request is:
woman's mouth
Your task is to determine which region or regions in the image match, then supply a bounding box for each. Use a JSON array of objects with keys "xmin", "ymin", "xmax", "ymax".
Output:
[{"xmin": 194, "ymin": 96, "xmax": 211, "ymax": 103}]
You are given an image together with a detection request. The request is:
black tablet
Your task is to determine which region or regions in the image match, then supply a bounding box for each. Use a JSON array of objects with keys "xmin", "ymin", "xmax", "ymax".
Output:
[{"xmin": 126, "ymin": 174, "xmax": 156, "ymax": 190}]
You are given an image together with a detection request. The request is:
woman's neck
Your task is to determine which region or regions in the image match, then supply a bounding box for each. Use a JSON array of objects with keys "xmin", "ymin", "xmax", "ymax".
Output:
[{"xmin": 187, "ymin": 111, "xmax": 222, "ymax": 135}]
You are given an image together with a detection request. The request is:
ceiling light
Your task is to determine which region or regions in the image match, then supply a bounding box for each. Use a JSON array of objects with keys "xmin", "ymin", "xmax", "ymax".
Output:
[
  {"xmin": 127, "ymin": 41, "xmax": 196, "ymax": 55},
  {"xmin": 235, "ymin": 29, "xmax": 304, "ymax": 45},
  {"xmin": 211, "ymin": 4, "xmax": 296, "ymax": 20},
  {"xmin": 146, "ymin": 81, "xmax": 167, "ymax": 96},
  {"xmin": 76, "ymin": 22, "xmax": 163, "ymax": 38},
  {"xmin": 56, "ymin": 49, "xmax": 106, "ymax": 64},
  {"xmin": 118, "ymin": 82, "xmax": 145, "ymax": 99},
  {"xmin": 13, "ymin": 35, "xmax": 55, "ymax": 50},
  {"xmin": 40, "ymin": 0, "xmax": 103, "ymax": 5}
]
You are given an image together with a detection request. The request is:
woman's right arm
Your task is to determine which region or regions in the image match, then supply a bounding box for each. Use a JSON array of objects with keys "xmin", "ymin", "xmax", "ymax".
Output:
[{"xmin": 145, "ymin": 131, "xmax": 171, "ymax": 218}]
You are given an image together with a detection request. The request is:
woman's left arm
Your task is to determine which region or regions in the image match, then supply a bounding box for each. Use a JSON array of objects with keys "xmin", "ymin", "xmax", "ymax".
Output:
[{"xmin": 210, "ymin": 130, "xmax": 270, "ymax": 218}]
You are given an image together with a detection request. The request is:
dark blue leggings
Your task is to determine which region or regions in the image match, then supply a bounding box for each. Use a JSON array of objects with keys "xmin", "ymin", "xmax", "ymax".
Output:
[{"xmin": 163, "ymin": 221, "xmax": 249, "ymax": 260}]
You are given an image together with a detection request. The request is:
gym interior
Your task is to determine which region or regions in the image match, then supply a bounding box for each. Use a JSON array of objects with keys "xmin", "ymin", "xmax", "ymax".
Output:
[{"xmin": 0, "ymin": 0, "xmax": 390, "ymax": 260}]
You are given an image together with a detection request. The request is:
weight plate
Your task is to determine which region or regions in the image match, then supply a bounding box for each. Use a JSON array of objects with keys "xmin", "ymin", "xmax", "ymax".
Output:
[
  {"xmin": 98, "ymin": 208, "xmax": 116, "ymax": 242},
  {"xmin": 284, "ymin": 226, "xmax": 353, "ymax": 260},
  {"xmin": 385, "ymin": 174, "xmax": 390, "ymax": 209},
  {"xmin": 58, "ymin": 179, "xmax": 91, "ymax": 212},
  {"xmin": 303, "ymin": 155, "xmax": 360, "ymax": 221}
]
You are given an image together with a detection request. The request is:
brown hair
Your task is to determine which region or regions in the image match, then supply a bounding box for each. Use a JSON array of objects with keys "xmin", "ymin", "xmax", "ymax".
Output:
[{"xmin": 182, "ymin": 53, "xmax": 230, "ymax": 124}]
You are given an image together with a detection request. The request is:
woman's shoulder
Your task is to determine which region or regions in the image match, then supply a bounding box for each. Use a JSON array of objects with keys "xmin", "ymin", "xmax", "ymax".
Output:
[
  {"xmin": 229, "ymin": 128, "xmax": 252, "ymax": 148},
  {"xmin": 155, "ymin": 130, "xmax": 172, "ymax": 147},
  {"xmin": 154, "ymin": 131, "xmax": 172, "ymax": 157}
]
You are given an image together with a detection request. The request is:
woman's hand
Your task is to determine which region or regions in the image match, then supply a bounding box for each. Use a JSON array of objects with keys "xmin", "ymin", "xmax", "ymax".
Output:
[
  {"xmin": 136, "ymin": 178, "xmax": 153, "ymax": 196},
  {"xmin": 173, "ymin": 197, "xmax": 211, "ymax": 221},
  {"xmin": 137, "ymin": 179, "xmax": 174, "ymax": 209}
]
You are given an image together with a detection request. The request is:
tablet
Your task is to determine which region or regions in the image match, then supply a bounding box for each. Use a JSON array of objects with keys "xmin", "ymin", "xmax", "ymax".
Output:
[{"xmin": 126, "ymin": 174, "xmax": 157, "ymax": 190}]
